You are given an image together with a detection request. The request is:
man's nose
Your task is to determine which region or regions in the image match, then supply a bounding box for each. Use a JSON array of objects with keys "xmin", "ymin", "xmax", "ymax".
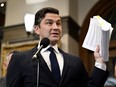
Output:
[{"xmin": 52, "ymin": 23, "xmax": 58, "ymax": 29}]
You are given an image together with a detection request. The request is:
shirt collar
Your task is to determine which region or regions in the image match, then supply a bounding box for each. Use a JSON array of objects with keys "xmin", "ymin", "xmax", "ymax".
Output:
[{"xmin": 37, "ymin": 41, "xmax": 59, "ymax": 54}]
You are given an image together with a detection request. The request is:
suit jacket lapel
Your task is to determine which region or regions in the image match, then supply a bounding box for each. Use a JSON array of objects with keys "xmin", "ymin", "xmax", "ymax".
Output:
[
  {"xmin": 37, "ymin": 53, "xmax": 58, "ymax": 83},
  {"xmin": 37, "ymin": 53, "xmax": 51, "ymax": 73},
  {"xmin": 30, "ymin": 47, "xmax": 58, "ymax": 84},
  {"xmin": 31, "ymin": 47, "xmax": 50, "ymax": 75},
  {"xmin": 58, "ymin": 48, "xmax": 70, "ymax": 86}
]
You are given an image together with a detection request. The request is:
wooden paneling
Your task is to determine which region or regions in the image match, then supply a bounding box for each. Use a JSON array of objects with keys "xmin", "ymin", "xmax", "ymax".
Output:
[
  {"xmin": 1, "ymin": 40, "xmax": 38, "ymax": 77},
  {"xmin": 109, "ymin": 41, "xmax": 116, "ymax": 58}
]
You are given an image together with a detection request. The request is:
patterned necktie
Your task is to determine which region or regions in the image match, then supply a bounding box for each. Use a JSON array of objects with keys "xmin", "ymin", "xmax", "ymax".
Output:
[{"xmin": 48, "ymin": 47, "xmax": 61, "ymax": 82}]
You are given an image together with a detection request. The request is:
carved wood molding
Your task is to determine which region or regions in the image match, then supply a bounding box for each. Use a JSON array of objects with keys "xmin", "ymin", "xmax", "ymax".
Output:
[{"xmin": 1, "ymin": 40, "xmax": 38, "ymax": 77}]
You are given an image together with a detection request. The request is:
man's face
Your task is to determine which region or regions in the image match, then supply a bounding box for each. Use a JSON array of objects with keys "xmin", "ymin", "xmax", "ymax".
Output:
[{"xmin": 35, "ymin": 13, "xmax": 62, "ymax": 45}]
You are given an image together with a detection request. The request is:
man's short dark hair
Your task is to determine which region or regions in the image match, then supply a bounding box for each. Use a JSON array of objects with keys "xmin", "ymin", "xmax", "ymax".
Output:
[{"xmin": 34, "ymin": 7, "xmax": 59, "ymax": 26}]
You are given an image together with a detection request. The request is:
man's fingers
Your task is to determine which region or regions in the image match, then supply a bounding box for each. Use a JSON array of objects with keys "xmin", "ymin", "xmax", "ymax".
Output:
[{"xmin": 95, "ymin": 45, "xmax": 100, "ymax": 53}]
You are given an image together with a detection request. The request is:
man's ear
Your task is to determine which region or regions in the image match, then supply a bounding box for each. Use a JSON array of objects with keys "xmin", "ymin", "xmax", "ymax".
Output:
[{"xmin": 34, "ymin": 25, "xmax": 40, "ymax": 35}]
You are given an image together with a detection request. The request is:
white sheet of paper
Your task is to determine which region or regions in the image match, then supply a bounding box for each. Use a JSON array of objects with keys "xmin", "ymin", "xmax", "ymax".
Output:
[{"xmin": 82, "ymin": 15, "xmax": 113, "ymax": 62}]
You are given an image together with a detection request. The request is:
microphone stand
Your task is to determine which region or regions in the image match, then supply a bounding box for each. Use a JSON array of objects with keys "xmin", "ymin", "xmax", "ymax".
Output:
[
  {"xmin": 37, "ymin": 59, "xmax": 39, "ymax": 87},
  {"xmin": 32, "ymin": 45, "xmax": 43, "ymax": 87},
  {"xmin": 33, "ymin": 55, "xmax": 40, "ymax": 87}
]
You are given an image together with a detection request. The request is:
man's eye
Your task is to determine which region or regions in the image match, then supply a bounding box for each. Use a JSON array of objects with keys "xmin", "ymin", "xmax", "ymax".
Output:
[
  {"xmin": 57, "ymin": 22, "xmax": 62, "ymax": 26},
  {"xmin": 46, "ymin": 21, "xmax": 53, "ymax": 25}
]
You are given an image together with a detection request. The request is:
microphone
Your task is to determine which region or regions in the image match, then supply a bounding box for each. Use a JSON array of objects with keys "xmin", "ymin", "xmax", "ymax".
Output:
[{"xmin": 32, "ymin": 37, "xmax": 50, "ymax": 60}]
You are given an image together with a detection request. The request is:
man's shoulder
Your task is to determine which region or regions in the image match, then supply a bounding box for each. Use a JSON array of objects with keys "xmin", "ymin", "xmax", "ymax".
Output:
[
  {"xmin": 12, "ymin": 47, "xmax": 37, "ymax": 59},
  {"xmin": 58, "ymin": 48, "xmax": 81, "ymax": 61}
]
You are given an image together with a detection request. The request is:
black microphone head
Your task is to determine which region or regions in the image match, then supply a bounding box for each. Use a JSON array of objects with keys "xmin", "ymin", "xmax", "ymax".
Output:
[{"xmin": 40, "ymin": 37, "xmax": 50, "ymax": 48}]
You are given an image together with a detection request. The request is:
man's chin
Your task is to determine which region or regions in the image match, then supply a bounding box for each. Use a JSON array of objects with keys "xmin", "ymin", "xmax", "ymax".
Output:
[{"xmin": 50, "ymin": 38, "xmax": 59, "ymax": 45}]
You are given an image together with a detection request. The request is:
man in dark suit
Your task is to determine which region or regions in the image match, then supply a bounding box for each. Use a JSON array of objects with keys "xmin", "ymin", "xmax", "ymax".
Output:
[{"xmin": 6, "ymin": 7, "xmax": 109, "ymax": 87}]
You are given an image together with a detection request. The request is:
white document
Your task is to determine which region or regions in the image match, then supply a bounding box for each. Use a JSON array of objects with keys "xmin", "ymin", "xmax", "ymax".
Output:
[{"xmin": 82, "ymin": 15, "xmax": 113, "ymax": 62}]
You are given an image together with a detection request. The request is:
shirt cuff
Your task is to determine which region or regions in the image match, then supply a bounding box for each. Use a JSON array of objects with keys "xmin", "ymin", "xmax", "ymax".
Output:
[{"xmin": 95, "ymin": 62, "xmax": 106, "ymax": 71}]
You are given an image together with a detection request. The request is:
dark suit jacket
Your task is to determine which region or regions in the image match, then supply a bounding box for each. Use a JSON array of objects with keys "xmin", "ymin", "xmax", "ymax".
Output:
[{"xmin": 6, "ymin": 47, "xmax": 109, "ymax": 87}]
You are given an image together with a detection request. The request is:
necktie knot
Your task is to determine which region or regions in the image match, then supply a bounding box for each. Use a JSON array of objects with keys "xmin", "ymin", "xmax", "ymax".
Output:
[{"xmin": 48, "ymin": 47, "xmax": 54, "ymax": 52}]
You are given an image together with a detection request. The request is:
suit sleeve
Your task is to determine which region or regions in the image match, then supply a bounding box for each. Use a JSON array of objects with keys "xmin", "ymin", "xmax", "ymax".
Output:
[
  {"xmin": 78, "ymin": 59, "xmax": 109, "ymax": 87},
  {"xmin": 88, "ymin": 67, "xmax": 109, "ymax": 87}
]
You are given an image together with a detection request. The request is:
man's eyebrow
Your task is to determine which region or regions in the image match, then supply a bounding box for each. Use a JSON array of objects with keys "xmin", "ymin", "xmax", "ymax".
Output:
[
  {"xmin": 45, "ymin": 19, "xmax": 62, "ymax": 21},
  {"xmin": 45, "ymin": 19, "xmax": 53, "ymax": 21}
]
